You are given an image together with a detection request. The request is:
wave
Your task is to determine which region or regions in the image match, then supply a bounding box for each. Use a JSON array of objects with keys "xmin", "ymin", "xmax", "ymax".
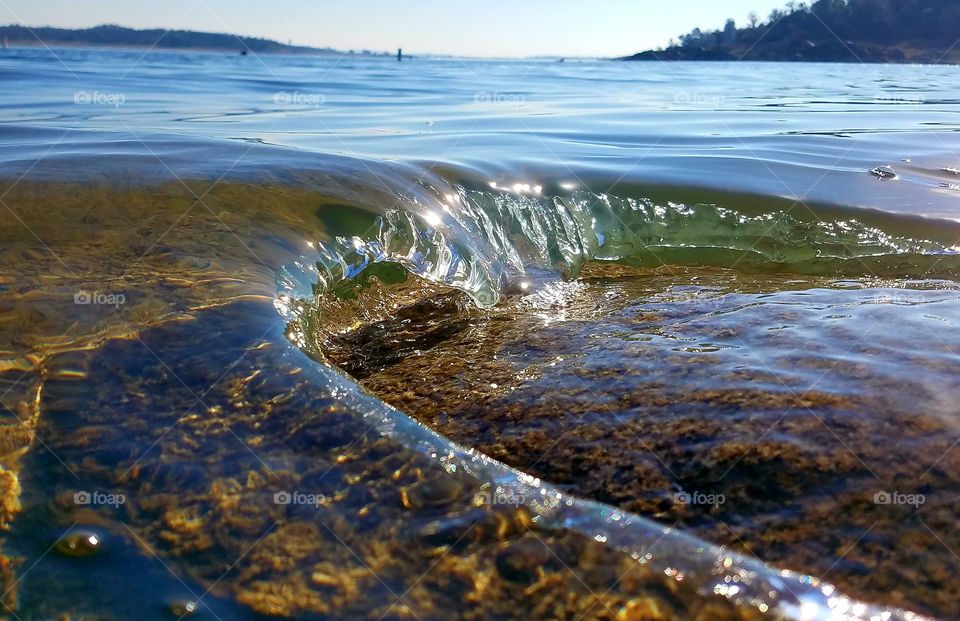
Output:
[
  {"xmin": 0, "ymin": 129, "xmax": 942, "ymax": 618},
  {"xmin": 304, "ymin": 181, "xmax": 960, "ymax": 309},
  {"xmin": 275, "ymin": 175, "xmax": 955, "ymax": 621}
]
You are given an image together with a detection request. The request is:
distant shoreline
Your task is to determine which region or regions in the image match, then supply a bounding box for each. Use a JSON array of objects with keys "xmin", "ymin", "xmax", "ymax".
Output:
[
  {"xmin": 621, "ymin": 0, "xmax": 960, "ymax": 66},
  {"xmin": 0, "ymin": 24, "xmax": 389, "ymax": 57},
  {"xmin": 2, "ymin": 41, "xmax": 953, "ymax": 65},
  {"xmin": 0, "ymin": 41, "xmax": 366, "ymax": 57}
]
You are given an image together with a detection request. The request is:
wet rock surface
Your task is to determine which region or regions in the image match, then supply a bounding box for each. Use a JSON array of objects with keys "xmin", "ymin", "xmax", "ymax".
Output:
[{"xmin": 320, "ymin": 264, "xmax": 960, "ymax": 620}]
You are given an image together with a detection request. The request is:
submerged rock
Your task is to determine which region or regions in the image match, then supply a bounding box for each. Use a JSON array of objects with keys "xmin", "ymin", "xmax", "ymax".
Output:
[
  {"xmin": 169, "ymin": 599, "xmax": 198, "ymax": 617},
  {"xmin": 494, "ymin": 538, "xmax": 551, "ymax": 584},
  {"xmin": 401, "ymin": 477, "xmax": 467, "ymax": 510},
  {"xmin": 870, "ymin": 165, "xmax": 897, "ymax": 179},
  {"xmin": 54, "ymin": 528, "xmax": 104, "ymax": 558}
]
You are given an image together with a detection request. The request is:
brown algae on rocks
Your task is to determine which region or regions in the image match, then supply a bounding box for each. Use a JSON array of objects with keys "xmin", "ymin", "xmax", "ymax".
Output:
[{"xmin": 307, "ymin": 262, "xmax": 960, "ymax": 619}]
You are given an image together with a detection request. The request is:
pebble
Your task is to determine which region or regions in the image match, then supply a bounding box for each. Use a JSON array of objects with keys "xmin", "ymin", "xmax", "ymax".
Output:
[
  {"xmin": 169, "ymin": 599, "xmax": 198, "ymax": 617},
  {"xmin": 494, "ymin": 538, "xmax": 551, "ymax": 584},
  {"xmin": 870, "ymin": 165, "xmax": 897, "ymax": 179},
  {"xmin": 400, "ymin": 477, "xmax": 465, "ymax": 510},
  {"xmin": 54, "ymin": 528, "xmax": 104, "ymax": 558}
]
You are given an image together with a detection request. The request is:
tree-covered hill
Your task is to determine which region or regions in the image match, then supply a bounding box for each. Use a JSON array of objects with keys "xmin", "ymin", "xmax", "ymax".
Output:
[
  {"xmin": 623, "ymin": 0, "xmax": 960, "ymax": 63},
  {"xmin": 0, "ymin": 24, "xmax": 358, "ymax": 55}
]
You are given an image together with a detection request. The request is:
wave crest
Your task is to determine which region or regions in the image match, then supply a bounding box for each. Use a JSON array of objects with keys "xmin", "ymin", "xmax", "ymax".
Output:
[{"xmin": 311, "ymin": 184, "xmax": 960, "ymax": 306}]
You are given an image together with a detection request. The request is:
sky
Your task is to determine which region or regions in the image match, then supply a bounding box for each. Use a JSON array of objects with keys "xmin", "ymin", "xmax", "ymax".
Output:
[{"xmin": 0, "ymin": 0, "xmax": 789, "ymax": 58}]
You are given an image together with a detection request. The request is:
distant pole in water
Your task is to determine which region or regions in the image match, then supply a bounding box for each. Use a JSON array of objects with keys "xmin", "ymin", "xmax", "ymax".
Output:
[
  {"xmin": 397, "ymin": 48, "xmax": 402, "ymax": 62},
  {"xmin": 2, "ymin": 36, "xmax": 7, "ymax": 50}
]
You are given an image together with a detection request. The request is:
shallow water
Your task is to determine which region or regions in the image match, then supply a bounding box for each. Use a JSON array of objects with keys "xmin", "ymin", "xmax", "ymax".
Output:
[
  {"xmin": 319, "ymin": 266, "xmax": 960, "ymax": 616},
  {"xmin": 0, "ymin": 47, "xmax": 959, "ymax": 620}
]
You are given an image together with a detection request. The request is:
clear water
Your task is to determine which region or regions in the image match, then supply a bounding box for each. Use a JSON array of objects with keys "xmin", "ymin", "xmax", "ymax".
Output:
[{"xmin": 1, "ymin": 46, "xmax": 959, "ymax": 620}]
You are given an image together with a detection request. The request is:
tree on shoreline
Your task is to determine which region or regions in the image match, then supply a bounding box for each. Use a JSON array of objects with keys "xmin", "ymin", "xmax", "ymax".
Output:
[{"xmin": 667, "ymin": 0, "xmax": 960, "ymax": 58}]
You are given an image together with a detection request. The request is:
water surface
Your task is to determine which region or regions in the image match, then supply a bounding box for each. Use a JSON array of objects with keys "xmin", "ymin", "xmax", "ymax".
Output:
[{"xmin": 0, "ymin": 47, "xmax": 958, "ymax": 620}]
